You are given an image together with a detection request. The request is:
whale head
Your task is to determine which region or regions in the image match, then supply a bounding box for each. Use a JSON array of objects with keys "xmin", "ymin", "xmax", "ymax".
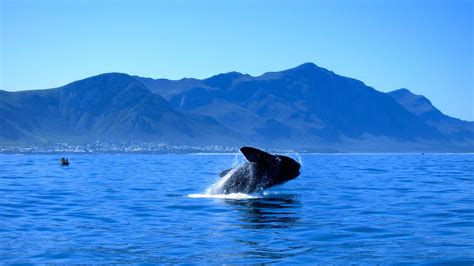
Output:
[
  {"xmin": 274, "ymin": 154, "xmax": 301, "ymax": 182},
  {"xmin": 240, "ymin": 147, "xmax": 301, "ymax": 188}
]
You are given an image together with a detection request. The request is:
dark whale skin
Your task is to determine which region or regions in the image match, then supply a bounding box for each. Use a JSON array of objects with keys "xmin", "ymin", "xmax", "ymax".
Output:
[{"xmin": 214, "ymin": 147, "xmax": 301, "ymax": 194}]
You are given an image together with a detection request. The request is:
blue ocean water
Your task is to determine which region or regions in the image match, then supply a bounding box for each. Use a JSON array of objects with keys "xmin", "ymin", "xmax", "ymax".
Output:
[{"xmin": 1, "ymin": 153, "xmax": 473, "ymax": 264}]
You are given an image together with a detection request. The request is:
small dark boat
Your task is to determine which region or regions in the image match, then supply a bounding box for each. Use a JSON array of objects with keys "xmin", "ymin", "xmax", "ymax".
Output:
[{"xmin": 60, "ymin": 157, "xmax": 70, "ymax": 166}]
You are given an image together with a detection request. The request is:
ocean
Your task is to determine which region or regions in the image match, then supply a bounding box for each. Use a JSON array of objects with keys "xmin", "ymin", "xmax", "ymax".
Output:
[{"xmin": 1, "ymin": 153, "xmax": 473, "ymax": 264}]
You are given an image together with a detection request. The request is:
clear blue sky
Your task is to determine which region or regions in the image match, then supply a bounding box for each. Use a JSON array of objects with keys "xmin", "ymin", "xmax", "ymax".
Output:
[{"xmin": 1, "ymin": 0, "xmax": 473, "ymax": 120}]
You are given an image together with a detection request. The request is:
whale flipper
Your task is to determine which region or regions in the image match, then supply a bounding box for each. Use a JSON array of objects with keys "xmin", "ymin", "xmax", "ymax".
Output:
[
  {"xmin": 219, "ymin": 168, "xmax": 233, "ymax": 178},
  {"xmin": 240, "ymin": 147, "xmax": 274, "ymax": 163}
]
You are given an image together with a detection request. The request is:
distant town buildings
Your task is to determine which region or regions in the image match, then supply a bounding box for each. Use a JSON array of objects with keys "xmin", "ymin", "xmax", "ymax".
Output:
[{"xmin": 0, "ymin": 141, "xmax": 239, "ymax": 154}]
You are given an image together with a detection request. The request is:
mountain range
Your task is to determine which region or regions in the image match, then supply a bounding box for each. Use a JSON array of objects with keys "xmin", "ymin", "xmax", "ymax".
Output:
[{"xmin": 1, "ymin": 63, "xmax": 473, "ymax": 152}]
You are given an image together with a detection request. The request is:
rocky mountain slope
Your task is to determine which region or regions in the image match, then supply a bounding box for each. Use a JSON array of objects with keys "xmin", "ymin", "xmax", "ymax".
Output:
[{"xmin": 1, "ymin": 63, "xmax": 472, "ymax": 152}]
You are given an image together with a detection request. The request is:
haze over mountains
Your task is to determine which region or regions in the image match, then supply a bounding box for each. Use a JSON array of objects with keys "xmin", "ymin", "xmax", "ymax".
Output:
[{"xmin": 1, "ymin": 63, "xmax": 473, "ymax": 152}]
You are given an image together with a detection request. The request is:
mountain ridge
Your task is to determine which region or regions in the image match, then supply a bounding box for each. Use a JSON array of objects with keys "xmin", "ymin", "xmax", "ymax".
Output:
[
  {"xmin": 388, "ymin": 88, "xmax": 474, "ymax": 139},
  {"xmin": 1, "ymin": 63, "xmax": 472, "ymax": 152}
]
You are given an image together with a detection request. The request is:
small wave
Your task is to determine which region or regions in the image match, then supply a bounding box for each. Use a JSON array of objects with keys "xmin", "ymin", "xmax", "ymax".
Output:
[{"xmin": 187, "ymin": 193, "xmax": 258, "ymax": 200}]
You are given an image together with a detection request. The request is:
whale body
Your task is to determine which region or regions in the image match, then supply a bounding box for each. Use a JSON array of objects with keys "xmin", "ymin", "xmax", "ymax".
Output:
[{"xmin": 211, "ymin": 147, "xmax": 301, "ymax": 194}]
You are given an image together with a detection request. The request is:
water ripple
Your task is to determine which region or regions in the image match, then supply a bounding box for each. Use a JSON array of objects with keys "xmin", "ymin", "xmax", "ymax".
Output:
[{"xmin": 0, "ymin": 153, "xmax": 473, "ymax": 264}]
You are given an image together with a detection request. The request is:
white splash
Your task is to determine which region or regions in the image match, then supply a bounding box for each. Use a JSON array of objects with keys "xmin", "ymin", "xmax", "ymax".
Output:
[
  {"xmin": 187, "ymin": 193, "xmax": 258, "ymax": 200},
  {"xmin": 286, "ymin": 152, "xmax": 303, "ymax": 167},
  {"xmin": 295, "ymin": 152, "xmax": 303, "ymax": 167},
  {"xmin": 231, "ymin": 152, "xmax": 245, "ymax": 167},
  {"xmin": 188, "ymin": 153, "xmax": 258, "ymax": 199},
  {"xmin": 206, "ymin": 167, "xmax": 238, "ymax": 194}
]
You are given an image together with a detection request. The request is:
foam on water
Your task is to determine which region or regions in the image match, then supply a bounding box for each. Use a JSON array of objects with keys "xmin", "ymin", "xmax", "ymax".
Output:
[{"xmin": 187, "ymin": 193, "xmax": 258, "ymax": 200}]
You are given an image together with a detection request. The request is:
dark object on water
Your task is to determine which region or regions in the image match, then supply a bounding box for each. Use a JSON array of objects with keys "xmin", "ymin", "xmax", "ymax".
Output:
[
  {"xmin": 60, "ymin": 157, "xmax": 70, "ymax": 166},
  {"xmin": 212, "ymin": 147, "xmax": 301, "ymax": 194}
]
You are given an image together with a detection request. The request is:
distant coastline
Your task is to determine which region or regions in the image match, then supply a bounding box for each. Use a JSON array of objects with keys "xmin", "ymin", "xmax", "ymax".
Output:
[
  {"xmin": 0, "ymin": 142, "xmax": 238, "ymax": 154},
  {"xmin": 1, "ymin": 141, "xmax": 472, "ymax": 154}
]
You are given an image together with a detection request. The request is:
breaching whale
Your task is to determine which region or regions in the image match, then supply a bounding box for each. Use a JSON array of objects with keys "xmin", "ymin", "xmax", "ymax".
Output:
[{"xmin": 211, "ymin": 147, "xmax": 301, "ymax": 194}]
